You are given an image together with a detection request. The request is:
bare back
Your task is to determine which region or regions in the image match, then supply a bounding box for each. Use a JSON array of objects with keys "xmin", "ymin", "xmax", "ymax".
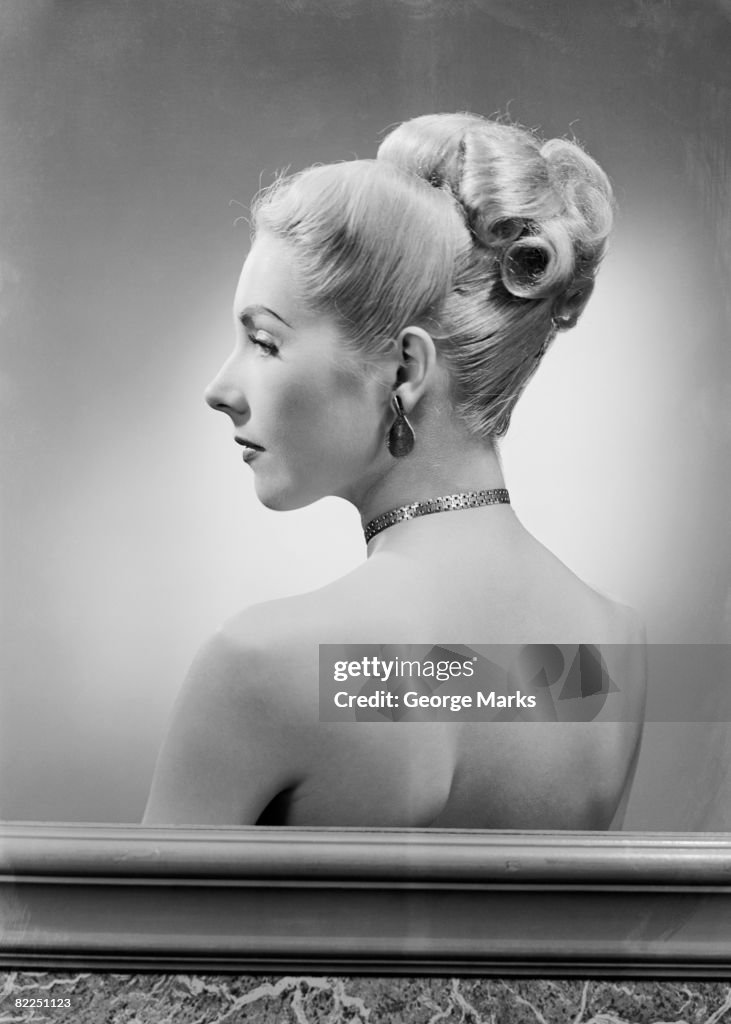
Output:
[{"xmin": 145, "ymin": 506, "xmax": 645, "ymax": 830}]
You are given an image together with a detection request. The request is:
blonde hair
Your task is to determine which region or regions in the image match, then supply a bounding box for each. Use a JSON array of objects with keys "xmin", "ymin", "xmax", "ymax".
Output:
[
  {"xmin": 253, "ymin": 112, "xmax": 614, "ymax": 439},
  {"xmin": 252, "ymin": 159, "xmax": 466, "ymax": 363}
]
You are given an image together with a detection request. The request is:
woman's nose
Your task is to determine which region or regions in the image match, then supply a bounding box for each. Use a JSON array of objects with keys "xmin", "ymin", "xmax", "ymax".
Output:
[{"xmin": 204, "ymin": 354, "xmax": 249, "ymax": 417}]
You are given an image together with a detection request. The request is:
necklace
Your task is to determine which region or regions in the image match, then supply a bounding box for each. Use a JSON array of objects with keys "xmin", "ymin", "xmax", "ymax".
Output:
[{"xmin": 363, "ymin": 488, "xmax": 510, "ymax": 543}]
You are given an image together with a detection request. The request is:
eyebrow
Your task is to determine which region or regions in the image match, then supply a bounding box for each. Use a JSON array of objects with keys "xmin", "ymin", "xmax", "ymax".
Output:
[{"xmin": 237, "ymin": 304, "xmax": 293, "ymax": 329}]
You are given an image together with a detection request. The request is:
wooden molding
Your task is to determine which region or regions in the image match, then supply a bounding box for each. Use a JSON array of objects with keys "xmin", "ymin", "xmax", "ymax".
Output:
[{"xmin": 2, "ymin": 824, "xmax": 731, "ymax": 975}]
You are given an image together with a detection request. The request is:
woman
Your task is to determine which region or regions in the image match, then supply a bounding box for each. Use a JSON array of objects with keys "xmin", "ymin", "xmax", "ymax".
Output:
[{"xmin": 143, "ymin": 113, "xmax": 646, "ymax": 829}]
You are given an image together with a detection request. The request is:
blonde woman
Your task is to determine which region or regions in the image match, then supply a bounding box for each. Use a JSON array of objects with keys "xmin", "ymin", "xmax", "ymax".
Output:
[{"xmin": 144, "ymin": 113, "xmax": 645, "ymax": 829}]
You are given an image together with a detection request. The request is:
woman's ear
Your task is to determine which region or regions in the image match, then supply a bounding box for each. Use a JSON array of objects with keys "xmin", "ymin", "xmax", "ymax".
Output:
[{"xmin": 392, "ymin": 325, "xmax": 438, "ymax": 410}]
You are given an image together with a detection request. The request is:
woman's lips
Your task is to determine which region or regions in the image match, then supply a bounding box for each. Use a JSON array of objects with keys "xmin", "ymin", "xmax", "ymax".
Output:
[{"xmin": 234, "ymin": 437, "xmax": 264, "ymax": 462}]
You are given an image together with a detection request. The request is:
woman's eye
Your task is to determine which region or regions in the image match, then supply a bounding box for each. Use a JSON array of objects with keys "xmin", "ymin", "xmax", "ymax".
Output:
[{"xmin": 248, "ymin": 332, "xmax": 278, "ymax": 356}]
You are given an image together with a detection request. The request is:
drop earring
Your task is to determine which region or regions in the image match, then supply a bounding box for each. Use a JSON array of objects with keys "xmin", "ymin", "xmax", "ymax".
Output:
[{"xmin": 387, "ymin": 394, "xmax": 415, "ymax": 457}]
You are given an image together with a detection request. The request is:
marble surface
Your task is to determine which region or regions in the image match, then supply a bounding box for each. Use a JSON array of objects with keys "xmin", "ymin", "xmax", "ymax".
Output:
[{"xmin": 3, "ymin": 975, "xmax": 731, "ymax": 1023}]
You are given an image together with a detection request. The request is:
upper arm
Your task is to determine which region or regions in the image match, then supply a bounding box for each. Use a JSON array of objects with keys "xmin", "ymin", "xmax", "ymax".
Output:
[{"xmin": 143, "ymin": 627, "xmax": 309, "ymax": 826}]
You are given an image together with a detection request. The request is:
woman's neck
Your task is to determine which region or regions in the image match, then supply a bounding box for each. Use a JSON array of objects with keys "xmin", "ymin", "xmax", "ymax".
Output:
[{"xmin": 353, "ymin": 433, "xmax": 507, "ymax": 533}]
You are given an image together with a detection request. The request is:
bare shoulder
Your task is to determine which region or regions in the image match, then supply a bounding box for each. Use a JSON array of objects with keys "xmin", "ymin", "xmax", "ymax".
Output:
[
  {"xmin": 192, "ymin": 585, "xmax": 363, "ymax": 720},
  {"xmin": 592, "ymin": 588, "xmax": 647, "ymax": 644},
  {"xmin": 171, "ymin": 600, "xmax": 317, "ymax": 723},
  {"xmin": 190, "ymin": 573, "xmax": 384, "ymax": 709},
  {"xmin": 219, "ymin": 585, "xmax": 365, "ymax": 663},
  {"xmin": 217, "ymin": 596, "xmax": 319, "ymax": 679},
  {"xmin": 142, "ymin": 596, "xmax": 325, "ymax": 826},
  {"xmin": 533, "ymin": 541, "xmax": 645, "ymax": 644},
  {"xmin": 587, "ymin": 592, "xmax": 648, "ymax": 719}
]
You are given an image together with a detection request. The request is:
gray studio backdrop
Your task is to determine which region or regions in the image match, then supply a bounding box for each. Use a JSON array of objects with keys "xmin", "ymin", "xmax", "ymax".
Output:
[{"xmin": 1, "ymin": 0, "xmax": 729, "ymax": 827}]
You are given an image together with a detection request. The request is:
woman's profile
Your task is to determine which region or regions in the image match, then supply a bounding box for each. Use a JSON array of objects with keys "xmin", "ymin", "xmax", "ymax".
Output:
[{"xmin": 143, "ymin": 112, "xmax": 646, "ymax": 829}]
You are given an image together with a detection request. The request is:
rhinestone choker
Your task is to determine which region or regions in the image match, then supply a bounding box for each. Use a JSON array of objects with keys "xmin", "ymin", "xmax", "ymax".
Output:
[{"xmin": 363, "ymin": 488, "xmax": 510, "ymax": 543}]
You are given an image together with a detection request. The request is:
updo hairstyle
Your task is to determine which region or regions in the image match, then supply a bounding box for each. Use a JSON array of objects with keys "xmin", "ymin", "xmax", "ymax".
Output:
[{"xmin": 252, "ymin": 112, "xmax": 614, "ymax": 439}]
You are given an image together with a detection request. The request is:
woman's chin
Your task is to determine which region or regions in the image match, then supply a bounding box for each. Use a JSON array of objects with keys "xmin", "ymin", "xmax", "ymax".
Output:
[{"xmin": 253, "ymin": 476, "xmax": 319, "ymax": 513}]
